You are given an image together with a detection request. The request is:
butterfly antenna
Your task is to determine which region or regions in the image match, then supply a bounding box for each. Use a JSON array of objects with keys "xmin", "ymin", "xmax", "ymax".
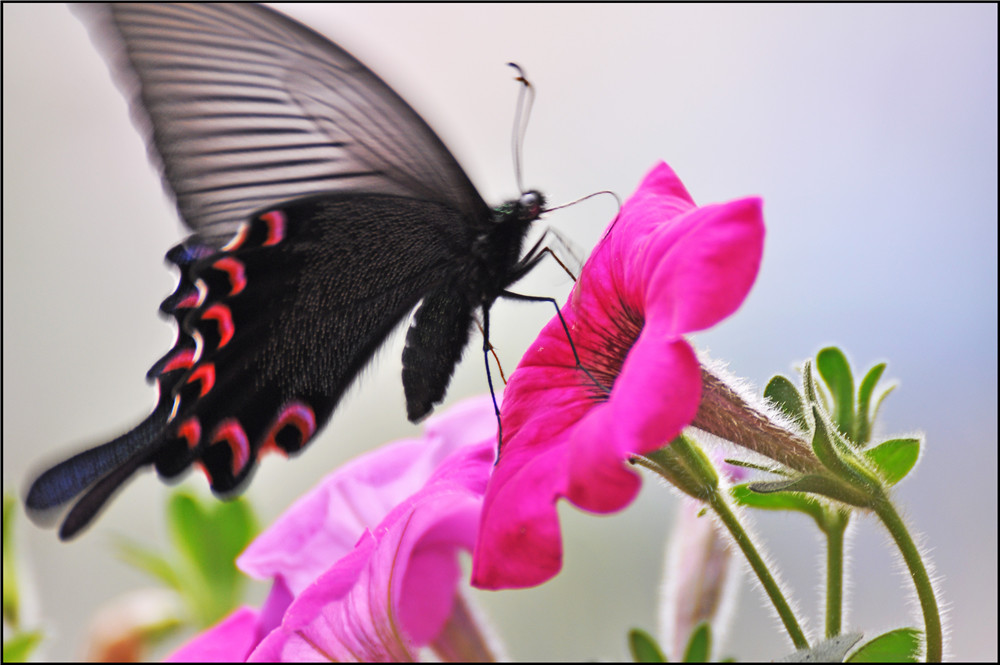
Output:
[{"xmin": 508, "ymin": 63, "xmax": 534, "ymax": 194}]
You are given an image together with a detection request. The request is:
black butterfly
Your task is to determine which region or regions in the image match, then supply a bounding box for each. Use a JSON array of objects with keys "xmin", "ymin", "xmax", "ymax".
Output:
[{"xmin": 26, "ymin": 3, "xmax": 551, "ymax": 540}]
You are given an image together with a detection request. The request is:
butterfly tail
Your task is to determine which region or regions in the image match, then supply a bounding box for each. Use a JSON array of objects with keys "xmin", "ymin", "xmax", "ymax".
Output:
[{"xmin": 25, "ymin": 402, "xmax": 171, "ymax": 540}]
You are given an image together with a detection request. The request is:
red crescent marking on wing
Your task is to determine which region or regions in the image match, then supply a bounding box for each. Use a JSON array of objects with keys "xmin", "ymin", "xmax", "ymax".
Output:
[
  {"xmin": 262, "ymin": 401, "xmax": 317, "ymax": 455},
  {"xmin": 161, "ymin": 348, "xmax": 196, "ymax": 374},
  {"xmin": 212, "ymin": 419, "xmax": 250, "ymax": 475},
  {"xmin": 212, "ymin": 257, "xmax": 247, "ymax": 296},
  {"xmin": 259, "ymin": 210, "xmax": 287, "ymax": 246},
  {"xmin": 175, "ymin": 290, "xmax": 201, "ymax": 309},
  {"xmin": 282, "ymin": 402, "xmax": 317, "ymax": 439},
  {"xmin": 202, "ymin": 304, "xmax": 235, "ymax": 349},
  {"xmin": 187, "ymin": 363, "xmax": 216, "ymax": 397},
  {"xmin": 177, "ymin": 417, "xmax": 202, "ymax": 449}
]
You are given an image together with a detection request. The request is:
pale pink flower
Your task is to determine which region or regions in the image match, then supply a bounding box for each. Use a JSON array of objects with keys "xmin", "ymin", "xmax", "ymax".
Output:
[{"xmin": 168, "ymin": 396, "xmax": 499, "ymax": 661}]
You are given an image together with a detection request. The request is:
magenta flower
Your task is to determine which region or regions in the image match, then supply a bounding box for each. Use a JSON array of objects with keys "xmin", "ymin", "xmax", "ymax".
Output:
[
  {"xmin": 472, "ymin": 161, "xmax": 765, "ymax": 589},
  {"xmin": 167, "ymin": 396, "xmax": 499, "ymax": 662}
]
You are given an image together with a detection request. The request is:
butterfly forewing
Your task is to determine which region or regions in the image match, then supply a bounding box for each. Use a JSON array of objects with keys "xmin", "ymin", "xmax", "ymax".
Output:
[{"xmin": 74, "ymin": 3, "xmax": 490, "ymax": 245}]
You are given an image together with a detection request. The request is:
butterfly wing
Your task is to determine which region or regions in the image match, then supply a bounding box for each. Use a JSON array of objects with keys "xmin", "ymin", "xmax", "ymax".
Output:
[
  {"xmin": 73, "ymin": 2, "xmax": 491, "ymax": 246},
  {"xmin": 28, "ymin": 2, "xmax": 494, "ymax": 538},
  {"xmin": 29, "ymin": 193, "xmax": 476, "ymax": 539}
]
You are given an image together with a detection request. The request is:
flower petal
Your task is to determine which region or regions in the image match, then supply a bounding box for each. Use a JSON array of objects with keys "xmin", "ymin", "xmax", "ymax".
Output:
[
  {"xmin": 248, "ymin": 420, "xmax": 496, "ymax": 660},
  {"xmin": 472, "ymin": 443, "xmax": 567, "ymax": 589},
  {"xmin": 643, "ymin": 197, "xmax": 765, "ymax": 334},
  {"xmin": 249, "ymin": 533, "xmax": 405, "ymax": 662},
  {"xmin": 566, "ymin": 336, "xmax": 701, "ymax": 513},
  {"xmin": 166, "ymin": 607, "xmax": 262, "ymax": 663}
]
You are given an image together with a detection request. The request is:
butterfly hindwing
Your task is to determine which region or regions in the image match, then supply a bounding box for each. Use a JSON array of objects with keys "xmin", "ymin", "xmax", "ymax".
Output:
[{"xmin": 155, "ymin": 194, "xmax": 477, "ymax": 489}]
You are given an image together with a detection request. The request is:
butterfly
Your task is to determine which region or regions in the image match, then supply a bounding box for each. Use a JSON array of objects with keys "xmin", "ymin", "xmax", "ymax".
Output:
[{"xmin": 26, "ymin": 2, "xmax": 551, "ymax": 540}]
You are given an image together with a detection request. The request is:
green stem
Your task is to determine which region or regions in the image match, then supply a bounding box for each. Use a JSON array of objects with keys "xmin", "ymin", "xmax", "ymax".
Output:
[
  {"xmin": 870, "ymin": 495, "xmax": 942, "ymax": 661},
  {"xmin": 706, "ymin": 488, "xmax": 810, "ymax": 651},
  {"xmin": 823, "ymin": 511, "xmax": 848, "ymax": 639}
]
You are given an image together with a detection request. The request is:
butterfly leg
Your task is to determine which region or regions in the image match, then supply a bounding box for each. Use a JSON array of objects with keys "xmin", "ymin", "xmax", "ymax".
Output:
[
  {"xmin": 500, "ymin": 289, "xmax": 609, "ymax": 398},
  {"xmin": 510, "ymin": 228, "xmax": 581, "ymax": 283},
  {"xmin": 481, "ymin": 306, "xmax": 504, "ymax": 446}
]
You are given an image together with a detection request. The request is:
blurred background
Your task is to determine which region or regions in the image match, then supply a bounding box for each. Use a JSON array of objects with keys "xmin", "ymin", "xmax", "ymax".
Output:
[{"xmin": 3, "ymin": 4, "xmax": 996, "ymax": 661}]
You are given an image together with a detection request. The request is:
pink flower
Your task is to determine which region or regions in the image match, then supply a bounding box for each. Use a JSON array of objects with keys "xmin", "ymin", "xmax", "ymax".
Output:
[
  {"xmin": 167, "ymin": 396, "xmax": 499, "ymax": 662},
  {"xmin": 472, "ymin": 162, "xmax": 765, "ymax": 589},
  {"xmin": 167, "ymin": 607, "xmax": 264, "ymax": 662}
]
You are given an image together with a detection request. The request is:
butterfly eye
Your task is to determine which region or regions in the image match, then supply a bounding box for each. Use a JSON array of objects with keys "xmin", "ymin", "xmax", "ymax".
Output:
[{"xmin": 517, "ymin": 191, "xmax": 544, "ymax": 221}]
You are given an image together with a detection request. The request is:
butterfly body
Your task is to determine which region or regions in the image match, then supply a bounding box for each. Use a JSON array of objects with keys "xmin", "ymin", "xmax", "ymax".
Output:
[{"xmin": 26, "ymin": 3, "xmax": 548, "ymax": 539}]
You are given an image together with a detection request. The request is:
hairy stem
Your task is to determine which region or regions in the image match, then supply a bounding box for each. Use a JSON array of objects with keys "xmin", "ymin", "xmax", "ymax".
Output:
[
  {"xmin": 706, "ymin": 485, "xmax": 810, "ymax": 651},
  {"xmin": 824, "ymin": 512, "xmax": 848, "ymax": 639},
  {"xmin": 871, "ymin": 494, "xmax": 942, "ymax": 661}
]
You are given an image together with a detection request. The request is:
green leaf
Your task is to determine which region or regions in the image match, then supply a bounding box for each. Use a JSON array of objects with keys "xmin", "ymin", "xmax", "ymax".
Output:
[
  {"xmin": 744, "ymin": 478, "xmax": 802, "ymax": 493},
  {"xmin": 167, "ymin": 492, "xmax": 206, "ymax": 569},
  {"xmin": 115, "ymin": 538, "xmax": 183, "ymax": 592},
  {"xmin": 801, "ymin": 359, "xmax": 818, "ymax": 406},
  {"xmin": 855, "ymin": 363, "xmax": 886, "ymax": 444},
  {"xmin": 865, "ymin": 438, "xmax": 920, "ymax": 485},
  {"xmin": 731, "ymin": 483, "xmax": 827, "ymax": 521},
  {"xmin": 165, "ymin": 493, "xmax": 215, "ymax": 624},
  {"xmin": 168, "ymin": 492, "xmax": 255, "ymax": 592},
  {"xmin": 628, "ymin": 628, "xmax": 667, "ymax": 662},
  {"xmin": 846, "ymin": 627, "xmax": 922, "ymax": 662},
  {"xmin": 747, "ymin": 473, "xmax": 872, "ymax": 509},
  {"xmin": 682, "ymin": 622, "xmax": 711, "ymax": 662},
  {"xmin": 3, "ymin": 630, "xmax": 44, "ymax": 662},
  {"xmin": 764, "ymin": 375, "xmax": 808, "ymax": 431},
  {"xmin": 2, "ymin": 494, "xmax": 19, "ymax": 627},
  {"xmin": 739, "ymin": 481, "xmax": 854, "ymax": 532},
  {"xmin": 816, "ymin": 347, "xmax": 855, "ymax": 442},
  {"xmin": 810, "ymin": 407, "xmax": 843, "ymax": 470},
  {"xmin": 166, "ymin": 490, "xmax": 257, "ymax": 627}
]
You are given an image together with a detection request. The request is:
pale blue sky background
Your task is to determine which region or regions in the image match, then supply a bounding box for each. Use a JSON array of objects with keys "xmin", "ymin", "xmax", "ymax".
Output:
[{"xmin": 3, "ymin": 4, "xmax": 996, "ymax": 661}]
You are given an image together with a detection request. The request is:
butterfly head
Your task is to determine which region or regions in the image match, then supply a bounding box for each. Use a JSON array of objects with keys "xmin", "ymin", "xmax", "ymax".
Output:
[{"xmin": 515, "ymin": 190, "xmax": 546, "ymax": 222}]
